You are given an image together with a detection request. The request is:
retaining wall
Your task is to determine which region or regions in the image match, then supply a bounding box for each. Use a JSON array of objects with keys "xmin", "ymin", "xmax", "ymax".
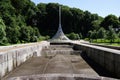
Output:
[
  {"xmin": 73, "ymin": 43, "xmax": 120, "ymax": 78},
  {"xmin": 0, "ymin": 41, "xmax": 50, "ymax": 78}
]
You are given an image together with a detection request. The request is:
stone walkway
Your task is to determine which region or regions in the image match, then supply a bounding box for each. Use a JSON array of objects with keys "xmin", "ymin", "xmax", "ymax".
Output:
[{"xmin": 4, "ymin": 54, "xmax": 98, "ymax": 80}]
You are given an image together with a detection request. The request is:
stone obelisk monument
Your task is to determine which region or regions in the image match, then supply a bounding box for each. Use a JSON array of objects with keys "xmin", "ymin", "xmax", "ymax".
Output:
[{"xmin": 50, "ymin": 6, "xmax": 70, "ymax": 43}]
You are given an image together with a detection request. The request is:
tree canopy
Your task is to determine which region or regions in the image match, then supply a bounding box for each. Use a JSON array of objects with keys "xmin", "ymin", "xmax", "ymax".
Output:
[
  {"xmin": 0, "ymin": 18, "xmax": 6, "ymax": 43},
  {"xmin": 0, "ymin": 0, "xmax": 120, "ymax": 44}
]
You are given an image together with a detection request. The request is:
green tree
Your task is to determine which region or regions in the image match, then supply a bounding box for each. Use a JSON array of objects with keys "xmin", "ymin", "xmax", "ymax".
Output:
[
  {"xmin": 29, "ymin": 26, "xmax": 40, "ymax": 42},
  {"xmin": 91, "ymin": 20, "xmax": 101, "ymax": 30},
  {"xmin": 62, "ymin": 6, "xmax": 73, "ymax": 33},
  {"xmin": 6, "ymin": 26, "xmax": 20, "ymax": 43},
  {"xmin": 33, "ymin": 27, "xmax": 40, "ymax": 38},
  {"xmin": 118, "ymin": 31, "xmax": 120, "ymax": 43},
  {"xmin": 0, "ymin": 18, "xmax": 6, "ymax": 43},
  {"xmin": 79, "ymin": 33, "xmax": 83, "ymax": 39},
  {"xmin": 36, "ymin": 3, "xmax": 47, "ymax": 35},
  {"xmin": 88, "ymin": 30, "xmax": 97, "ymax": 42},
  {"xmin": 20, "ymin": 25, "xmax": 31, "ymax": 42},
  {"xmin": 101, "ymin": 14, "xmax": 120, "ymax": 29},
  {"xmin": 106, "ymin": 26, "xmax": 117, "ymax": 43},
  {"xmin": 97, "ymin": 27, "xmax": 106, "ymax": 41},
  {"xmin": 118, "ymin": 31, "xmax": 120, "ymax": 38},
  {"xmin": 66, "ymin": 32, "xmax": 80, "ymax": 40},
  {"xmin": 19, "ymin": 26, "xmax": 40, "ymax": 42}
]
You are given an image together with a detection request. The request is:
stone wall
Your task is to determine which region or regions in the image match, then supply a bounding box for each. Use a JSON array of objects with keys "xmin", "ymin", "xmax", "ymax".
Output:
[
  {"xmin": 0, "ymin": 41, "xmax": 50, "ymax": 78},
  {"xmin": 73, "ymin": 43, "xmax": 120, "ymax": 78}
]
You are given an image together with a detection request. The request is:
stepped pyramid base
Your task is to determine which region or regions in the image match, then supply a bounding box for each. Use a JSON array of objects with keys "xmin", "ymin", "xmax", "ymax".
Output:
[
  {"xmin": 49, "ymin": 39, "xmax": 71, "ymax": 44},
  {"xmin": 49, "ymin": 25, "xmax": 71, "ymax": 43},
  {"xmin": 49, "ymin": 30, "xmax": 71, "ymax": 43}
]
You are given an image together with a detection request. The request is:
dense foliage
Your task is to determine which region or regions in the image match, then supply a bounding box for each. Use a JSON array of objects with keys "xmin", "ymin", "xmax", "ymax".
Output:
[
  {"xmin": 0, "ymin": 0, "xmax": 40, "ymax": 44},
  {"xmin": 0, "ymin": 0, "xmax": 120, "ymax": 44},
  {"xmin": 0, "ymin": 19, "xmax": 6, "ymax": 44},
  {"xmin": 66, "ymin": 32, "xmax": 80, "ymax": 40},
  {"xmin": 88, "ymin": 26, "xmax": 120, "ymax": 43}
]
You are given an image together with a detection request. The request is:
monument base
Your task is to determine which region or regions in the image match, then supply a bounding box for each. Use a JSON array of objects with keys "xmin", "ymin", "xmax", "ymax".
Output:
[{"xmin": 48, "ymin": 39, "xmax": 72, "ymax": 45}]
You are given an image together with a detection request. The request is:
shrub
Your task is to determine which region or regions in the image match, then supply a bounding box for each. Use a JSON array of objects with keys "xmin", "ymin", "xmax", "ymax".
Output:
[{"xmin": 66, "ymin": 32, "xmax": 80, "ymax": 40}]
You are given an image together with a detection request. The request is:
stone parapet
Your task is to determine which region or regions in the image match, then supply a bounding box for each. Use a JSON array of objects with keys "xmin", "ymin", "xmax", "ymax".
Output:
[
  {"xmin": 0, "ymin": 41, "xmax": 50, "ymax": 78},
  {"xmin": 7, "ymin": 74, "xmax": 117, "ymax": 80},
  {"xmin": 82, "ymin": 42, "xmax": 120, "ymax": 50},
  {"xmin": 73, "ymin": 43, "xmax": 120, "ymax": 78}
]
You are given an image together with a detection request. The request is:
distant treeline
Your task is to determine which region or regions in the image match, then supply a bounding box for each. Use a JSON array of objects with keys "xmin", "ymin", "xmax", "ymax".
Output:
[{"xmin": 0, "ymin": 0, "xmax": 120, "ymax": 44}]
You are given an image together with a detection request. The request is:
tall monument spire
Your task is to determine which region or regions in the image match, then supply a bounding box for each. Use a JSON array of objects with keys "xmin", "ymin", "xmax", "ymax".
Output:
[
  {"xmin": 59, "ymin": 6, "xmax": 61, "ymax": 28},
  {"xmin": 50, "ymin": 6, "xmax": 70, "ymax": 43}
]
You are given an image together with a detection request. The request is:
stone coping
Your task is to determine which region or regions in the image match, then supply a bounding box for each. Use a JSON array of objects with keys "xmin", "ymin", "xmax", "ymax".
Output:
[
  {"xmin": 0, "ymin": 41, "xmax": 48, "ymax": 53},
  {"xmin": 73, "ymin": 42, "xmax": 120, "ymax": 55},
  {"xmin": 82, "ymin": 42, "xmax": 120, "ymax": 50},
  {"xmin": 7, "ymin": 74, "xmax": 118, "ymax": 80}
]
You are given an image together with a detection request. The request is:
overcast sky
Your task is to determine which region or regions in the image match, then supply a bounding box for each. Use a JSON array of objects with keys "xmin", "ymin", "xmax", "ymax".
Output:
[{"xmin": 31, "ymin": 0, "xmax": 120, "ymax": 17}]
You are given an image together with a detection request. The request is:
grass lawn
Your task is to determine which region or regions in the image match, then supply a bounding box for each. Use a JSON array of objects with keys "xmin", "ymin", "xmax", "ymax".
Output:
[
  {"xmin": 98, "ymin": 43, "xmax": 120, "ymax": 46},
  {"xmin": 91, "ymin": 39, "xmax": 120, "ymax": 46},
  {"xmin": 106, "ymin": 43, "xmax": 120, "ymax": 46}
]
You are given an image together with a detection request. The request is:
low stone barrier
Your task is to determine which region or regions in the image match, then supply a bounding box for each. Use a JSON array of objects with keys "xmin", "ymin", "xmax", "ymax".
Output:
[
  {"xmin": 0, "ymin": 41, "xmax": 50, "ymax": 79},
  {"xmin": 82, "ymin": 42, "xmax": 120, "ymax": 50},
  {"xmin": 73, "ymin": 43, "xmax": 120, "ymax": 78},
  {"xmin": 7, "ymin": 74, "xmax": 117, "ymax": 80}
]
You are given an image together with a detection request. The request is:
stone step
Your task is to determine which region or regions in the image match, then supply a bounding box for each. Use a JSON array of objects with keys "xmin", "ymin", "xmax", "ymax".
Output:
[{"xmin": 42, "ymin": 50, "xmax": 81, "ymax": 55}]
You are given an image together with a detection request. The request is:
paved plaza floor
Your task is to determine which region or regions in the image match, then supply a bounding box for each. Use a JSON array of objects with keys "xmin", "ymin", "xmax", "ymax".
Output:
[{"xmin": 3, "ymin": 44, "xmax": 115, "ymax": 80}]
